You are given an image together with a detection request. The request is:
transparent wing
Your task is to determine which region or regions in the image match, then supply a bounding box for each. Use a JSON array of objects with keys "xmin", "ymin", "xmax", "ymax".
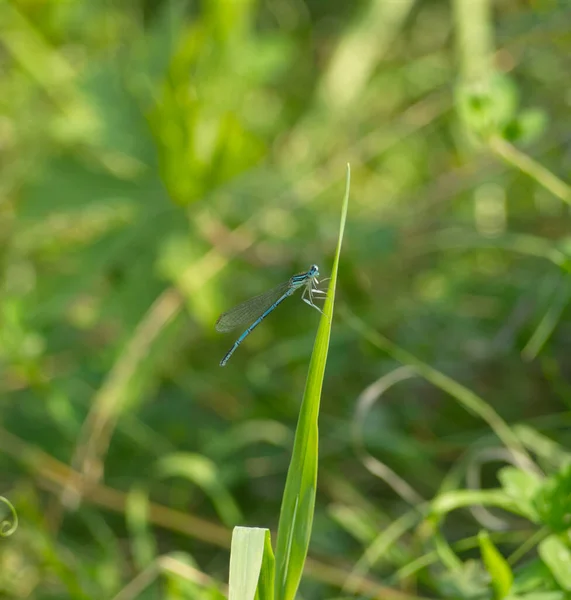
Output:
[{"xmin": 215, "ymin": 281, "xmax": 292, "ymax": 332}]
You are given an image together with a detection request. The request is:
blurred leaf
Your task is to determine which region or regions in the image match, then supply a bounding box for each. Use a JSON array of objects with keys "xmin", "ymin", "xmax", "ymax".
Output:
[
  {"xmin": 156, "ymin": 232, "xmax": 219, "ymax": 327},
  {"xmin": 237, "ymin": 36, "xmax": 295, "ymax": 83},
  {"xmin": 533, "ymin": 464, "xmax": 571, "ymax": 532},
  {"xmin": 502, "ymin": 108, "xmax": 548, "ymax": 146},
  {"xmin": 430, "ymin": 489, "xmax": 523, "ymax": 519},
  {"xmin": 512, "ymin": 558, "xmax": 560, "ymax": 595},
  {"xmin": 512, "ymin": 426, "xmax": 571, "ymax": 471},
  {"xmin": 328, "ymin": 503, "xmax": 377, "ymax": 545},
  {"xmin": 437, "ymin": 559, "xmax": 489, "ymax": 599},
  {"xmin": 155, "ymin": 452, "xmax": 243, "ymax": 527},
  {"xmin": 498, "ymin": 467, "xmax": 543, "ymax": 522},
  {"xmin": 538, "ymin": 535, "xmax": 571, "ymax": 591},
  {"xmin": 126, "ymin": 486, "xmax": 156, "ymax": 569},
  {"xmin": 518, "ymin": 592, "xmax": 569, "ymax": 600},
  {"xmin": 478, "ymin": 530, "xmax": 513, "ymax": 599},
  {"xmin": 205, "ymin": 420, "xmax": 291, "ymax": 459},
  {"xmin": 515, "ymin": 593, "xmax": 567, "ymax": 600},
  {"xmin": 18, "ymin": 156, "xmax": 150, "ymax": 221},
  {"xmin": 318, "ymin": 0, "xmax": 415, "ymax": 111},
  {"xmin": 80, "ymin": 61, "xmax": 158, "ymax": 167},
  {"xmin": 456, "ymin": 74, "xmax": 519, "ymax": 140},
  {"xmin": 521, "ymin": 278, "xmax": 571, "ymax": 362},
  {"xmin": 134, "ymin": 0, "xmax": 189, "ymax": 98},
  {"xmin": 343, "ymin": 509, "xmax": 420, "ymax": 594},
  {"xmin": 161, "ymin": 552, "xmax": 216, "ymax": 599},
  {"xmin": 342, "ymin": 307, "xmax": 531, "ymax": 465}
]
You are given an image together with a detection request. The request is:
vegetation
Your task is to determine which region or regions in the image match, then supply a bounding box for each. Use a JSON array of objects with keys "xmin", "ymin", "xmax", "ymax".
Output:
[{"xmin": 1, "ymin": 1, "xmax": 571, "ymax": 599}]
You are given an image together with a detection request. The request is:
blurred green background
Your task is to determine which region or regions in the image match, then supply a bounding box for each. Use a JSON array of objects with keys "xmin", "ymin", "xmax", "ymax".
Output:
[{"xmin": 1, "ymin": 0, "xmax": 571, "ymax": 598}]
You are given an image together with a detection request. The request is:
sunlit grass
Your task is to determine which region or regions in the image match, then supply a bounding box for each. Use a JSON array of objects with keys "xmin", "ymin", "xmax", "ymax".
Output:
[{"xmin": 2, "ymin": 1, "xmax": 571, "ymax": 599}]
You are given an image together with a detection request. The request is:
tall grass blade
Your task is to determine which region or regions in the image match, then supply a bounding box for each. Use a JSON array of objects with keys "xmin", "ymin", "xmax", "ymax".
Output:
[{"xmin": 273, "ymin": 165, "xmax": 350, "ymax": 600}]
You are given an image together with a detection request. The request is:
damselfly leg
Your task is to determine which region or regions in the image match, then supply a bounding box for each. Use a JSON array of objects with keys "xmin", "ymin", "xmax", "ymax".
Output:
[
  {"xmin": 302, "ymin": 283, "xmax": 325, "ymax": 315},
  {"xmin": 216, "ymin": 263, "xmax": 325, "ymax": 365},
  {"xmin": 311, "ymin": 276, "xmax": 328, "ymax": 301}
]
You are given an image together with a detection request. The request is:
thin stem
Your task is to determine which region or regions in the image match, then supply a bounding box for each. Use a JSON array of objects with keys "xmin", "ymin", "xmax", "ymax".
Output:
[
  {"xmin": 342, "ymin": 308, "xmax": 534, "ymax": 470},
  {"xmin": 453, "ymin": 0, "xmax": 494, "ymax": 83},
  {"xmin": 489, "ymin": 135, "xmax": 571, "ymax": 205}
]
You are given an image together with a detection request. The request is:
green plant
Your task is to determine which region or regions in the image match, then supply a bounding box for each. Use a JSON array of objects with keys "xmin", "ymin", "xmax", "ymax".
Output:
[{"xmin": 228, "ymin": 166, "xmax": 350, "ymax": 600}]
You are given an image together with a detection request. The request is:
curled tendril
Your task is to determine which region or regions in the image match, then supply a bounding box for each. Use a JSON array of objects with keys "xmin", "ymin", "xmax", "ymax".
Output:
[{"xmin": 0, "ymin": 496, "xmax": 18, "ymax": 537}]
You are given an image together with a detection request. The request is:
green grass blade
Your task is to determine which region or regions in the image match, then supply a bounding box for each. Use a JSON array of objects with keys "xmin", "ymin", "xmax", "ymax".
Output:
[
  {"xmin": 255, "ymin": 531, "xmax": 276, "ymax": 600},
  {"xmin": 478, "ymin": 530, "xmax": 513, "ymax": 599},
  {"xmin": 273, "ymin": 165, "xmax": 350, "ymax": 600},
  {"xmin": 229, "ymin": 527, "xmax": 274, "ymax": 600}
]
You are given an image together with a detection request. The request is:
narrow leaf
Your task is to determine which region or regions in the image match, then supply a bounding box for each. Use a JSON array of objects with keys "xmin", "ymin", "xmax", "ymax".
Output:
[
  {"xmin": 539, "ymin": 535, "xmax": 571, "ymax": 591},
  {"xmin": 229, "ymin": 527, "xmax": 272, "ymax": 600},
  {"xmin": 273, "ymin": 165, "xmax": 350, "ymax": 600},
  {"xmin": 498, "ymin": 466, "xmax": 543, "ymax": 522},
  {"xmin": 479, "ymin": 530, "xmax": 513, "ymax": 599},
  {"xmin": 155, "ymin": 452, "xmax": 242, "ymax": 526},
  {"xmin": 255, "ymin": 530, "xmax": 275, "ymax": 600}
]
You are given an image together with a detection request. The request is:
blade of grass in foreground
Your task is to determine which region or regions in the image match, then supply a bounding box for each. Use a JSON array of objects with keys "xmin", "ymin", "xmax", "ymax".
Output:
[
  {"xmin": 228, "ymin": 527, "xmax": 274, "ymax": 600},
  {"xmin": 273, "ymin": 164, "xmax": 350, "ymax": 600}
]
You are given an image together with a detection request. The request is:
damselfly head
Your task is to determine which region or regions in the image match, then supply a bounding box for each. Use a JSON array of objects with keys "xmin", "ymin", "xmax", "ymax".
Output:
[{"xmin": 309, "ymin": 264, "xmax": 319, "ymax": 277}]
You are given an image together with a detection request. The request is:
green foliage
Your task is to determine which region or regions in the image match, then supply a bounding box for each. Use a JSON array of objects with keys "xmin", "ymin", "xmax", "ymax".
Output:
[
  {"xmin": 1, "ymin": 1, "xmax": 571, "ymax": 599},
  {"xmin": 0, "ymin": 496, "xmax": 18, "ymax": 537},
  {"xmin": 533, "ymin": 464, "xmax": 571, "ymax": 533},
  {"xmin": 457, "ymin": 73, "xmax": 547, "ymax": 146},
  {"xmin": 498, "ymin": 467, "xmax": 543, "ymax": 522},
  {"xmin": 478, "ymin": 530, "xmax": 513, "ymax": 599},
  {"xmin": 155, "ymin": 452, "xmax": 243, "ymax": 527},
  {"xmin": 457, "ymin": 75, "xmax": 520, "ymax": 141},
  {"xmin": 539, "ymin": 536, "xmax": 571, "ymax": 592}
]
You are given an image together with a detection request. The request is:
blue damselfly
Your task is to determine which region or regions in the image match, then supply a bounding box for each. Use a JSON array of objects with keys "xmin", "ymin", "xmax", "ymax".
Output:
[{"xmin": 216, "ymin": 264, "xmax": 326, "ymax": 366}]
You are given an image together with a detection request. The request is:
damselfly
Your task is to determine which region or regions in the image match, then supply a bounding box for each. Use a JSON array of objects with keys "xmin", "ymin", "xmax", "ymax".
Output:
[{"xmin": 216, "ymin": 264, "xmax": 326, "ymax": 366}]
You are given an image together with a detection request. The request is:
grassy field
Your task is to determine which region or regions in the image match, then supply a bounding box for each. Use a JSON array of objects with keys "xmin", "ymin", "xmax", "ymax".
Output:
[{"xmin": 1, "ymin": 1, "xmax": 571, "ymax": 598}]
